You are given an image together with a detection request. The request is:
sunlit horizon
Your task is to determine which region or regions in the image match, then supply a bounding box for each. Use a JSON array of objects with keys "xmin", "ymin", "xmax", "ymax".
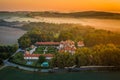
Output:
[{"xmin": 0, "ymin": 0, "xmax": 120, "ymax": 13}]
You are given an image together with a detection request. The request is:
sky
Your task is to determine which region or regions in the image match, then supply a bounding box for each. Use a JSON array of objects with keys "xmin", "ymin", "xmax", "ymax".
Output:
[{"xmin": 0, "ymin": 0, "xmax": 120, "ymax": 12}]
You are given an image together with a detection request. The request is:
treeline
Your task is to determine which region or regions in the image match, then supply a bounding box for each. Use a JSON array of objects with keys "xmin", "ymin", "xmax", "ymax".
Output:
[
  {"xmin": 1, "ymin": 11, "xmax": 120, "ymax": 19},
  {"xmin": 84, "ymin": 30, "xmax": 120, "ymax": 46},
  {"xmin": 0, "ymin": 11, "xmax": 28, "ymax": 17},
  {"xmin": 18, "ymin": 27, "xmax": 57, "ymax": 48},
  {"xmin": 27, "ymin": 11, "xmax": 120, "ymax": 19},
  {"xmin": 50, "ymin": 44, "xmax": 120, "ymax": 68},
  {"xmin": 19, "ymin": 22, "xmax": 120, "ymax": 48}
]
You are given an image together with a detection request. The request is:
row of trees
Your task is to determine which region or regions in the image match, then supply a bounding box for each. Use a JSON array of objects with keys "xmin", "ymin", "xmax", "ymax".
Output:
[{"xmin": 50, "ymin": 44, "xmax": 120, "ymax": 68}]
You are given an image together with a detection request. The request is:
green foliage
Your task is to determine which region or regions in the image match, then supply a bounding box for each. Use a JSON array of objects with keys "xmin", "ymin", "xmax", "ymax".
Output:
[
  {"xmin": 0, "ymin": 44, "xmax": 18, "ymax": 60},
  {"xmin": 75, "ymin": 47, "xmax": 92, "ymax": 66},
  {"xmin": 10, "ymin": 52, "xmax": 26, "ymax": 65},
  {"xmin": 34, "ymin": 46, "xmax": 45, "ymax": 54},
  {"xmin": 84, "ymin": 30, "xmax": 120, "ymax": 46},
  {"xmin": 18, "ymin": 35, "xmax": 31, "ymax": 48},
  {"xmin": 50, "ymin": 44, "xmax": 120, "ymax": 68},
  {"xmin": 19, "ymin": 22, "xmax": 120, "ymax": 48},
  {"xmin": 50, "ymin": 52, "xmax": 75, "ymax": 68},
  {"xmin": 0, "ymin": 44, "xmax": 18, "ymax": 53},
  {"xmin": 0, "ymin": 52, "xmax": 10, "ymax": 60},
  {"xmin": 92, "ymin": 44, "xmax": 120, "ymax": 66},
  {"xmin": 13, "ymin": 52, "xmax": 24, "ymax": 61},
  {"xmin": 47, "ymin": 47, "xmax": 58, "ymax": 53},
  {"xmin": 38, "ymin": 55, "xmax": 46, "ymax": 64}
]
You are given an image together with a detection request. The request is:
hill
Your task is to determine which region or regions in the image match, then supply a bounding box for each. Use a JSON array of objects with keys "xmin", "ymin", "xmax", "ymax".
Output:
[
  {"xmin": 27, "ymin": 11, "xmax": 120, "ymax": 19},
  {"xmin": 1, "ymin": 11, "xmax": 120, "ymax": 19}
]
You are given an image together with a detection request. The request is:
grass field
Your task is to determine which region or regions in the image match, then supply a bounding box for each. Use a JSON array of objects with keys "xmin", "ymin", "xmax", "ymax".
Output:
[{"xmin": 0, "ymin": 67, "xmax": 120, "ymax": 80}]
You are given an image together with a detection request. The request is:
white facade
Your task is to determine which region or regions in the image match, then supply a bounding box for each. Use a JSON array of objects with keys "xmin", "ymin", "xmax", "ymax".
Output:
[
  {"xmin": 29, "ymin": 47, "xmax": 37, "ymax": 54},
  {"xmin": 24, "ymin": 57, "xmax": 39, "ymax": 60},
  {"xmin": 24, "ymin": 56, "xmax": 53, "ymax": 60}
]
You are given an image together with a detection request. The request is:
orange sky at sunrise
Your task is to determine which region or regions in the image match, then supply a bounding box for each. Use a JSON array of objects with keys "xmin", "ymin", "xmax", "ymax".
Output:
[{"xmin": 0, "ymin": 0, "xmax": 120, "ymax": 12}]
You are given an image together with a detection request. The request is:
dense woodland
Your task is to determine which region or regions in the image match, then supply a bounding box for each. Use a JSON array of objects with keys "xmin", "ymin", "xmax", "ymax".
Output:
[
  {"xmin": 50, "ymin": 44, "xmax": 120, "ymax": 68},
  {"xmin": 18, "ymin": 22, "xmax": 120, "ymax": 48},
  {"xmin": 0, "ymin": 44, "xmax": 18, "ymax": 65}
]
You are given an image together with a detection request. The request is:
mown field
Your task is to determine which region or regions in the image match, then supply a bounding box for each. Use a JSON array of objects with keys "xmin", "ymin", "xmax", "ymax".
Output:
[{"xmin": 0, "ymin": 67, "xmax": 120, "ymax": 80}]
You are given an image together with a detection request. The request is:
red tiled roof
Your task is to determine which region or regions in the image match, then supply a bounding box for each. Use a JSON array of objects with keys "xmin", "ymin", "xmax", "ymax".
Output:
[
  {"xmin": 24, "ymin": 53, "xmax": 54, "ymax": 57},
  {"xmin": 78, "ymin": 41, "xmax": 84, "ymax": 44},
  {"xmin": 44, "ymin": 54, "xmax": 54, "ymax": 57},
  {"xmin": 24, "ymin": 54, "xmax": 40, "ymax": 57},
  {"xmin": 78, "ymin": 41, "xmax": 84, "ymax": 46},
  {"xmin": 64, "ymin": 47, "xmax": 76, "ymax": 51},
  {"xmin": 35, "ymin": 42, "xmax": 60, "ymax": 45}
]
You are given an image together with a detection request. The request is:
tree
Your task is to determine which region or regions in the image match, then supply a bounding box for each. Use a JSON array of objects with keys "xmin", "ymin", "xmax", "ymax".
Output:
[
  {"xmin": 99, "ymin": 44, "xmax": 120, "ymax": 66},
  {"xmin": 38, "ymin": 55, "xmax": 46, "ymax": 64},
  {"xmin": 13, "ymin": 52, "xmax": 24, "ymax": 61},
  {"xmin": 92, "ymin": 44, "xmax": 120, "ymax": 66},
  {"xmin": 0, "ymin": 45, "xmax": 19, "ymax": 60},
  {"xmin": 75, "ymin": 47, "xmax": 92, "ymax": 66},
  {"xmin": 11, "ymin": 44, "xmax": 18, "ymax": 53},
  {"xmin": 18, "ymin": 36, "xmax": 31, "ymax": 48},
  {"xmin": 50, "ymin": 52, "xmax": 75, "ymax": 68}
]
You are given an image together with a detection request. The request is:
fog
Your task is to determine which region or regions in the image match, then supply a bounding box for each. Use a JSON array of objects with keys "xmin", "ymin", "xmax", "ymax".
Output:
[
  {"xmin": 1, "ymin": 17, "xmax": 120, "ymax": 45},
  {"xmin": 4, "ymin": 17, "xmax": 120, "ymax": 32}
]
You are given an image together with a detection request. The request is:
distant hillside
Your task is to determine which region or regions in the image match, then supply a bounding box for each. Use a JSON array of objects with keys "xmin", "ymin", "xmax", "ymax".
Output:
[
  {"xmin": 27, "ymin": 11, "xmax": 120, "ymax": 19},
  {"xmin": 0, "ymin": 11, "xmax": 120, "ymax": 19},
  {"xmin": 0, "ymin": 11, "xmax": 29, "ymax": 17},
  {"xmin": 68, "ymin": 11, "xmax": 120, "ymax": 19}
]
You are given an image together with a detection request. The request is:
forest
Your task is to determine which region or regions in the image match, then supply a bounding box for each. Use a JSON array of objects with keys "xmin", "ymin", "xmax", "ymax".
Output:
[
  {"xmin": 51, "ymin": 44, "xmax": 120, "ymax": 68},
  {"xmin": 18, "ymin": 22, "xmax": 120, "ymax": 48}
]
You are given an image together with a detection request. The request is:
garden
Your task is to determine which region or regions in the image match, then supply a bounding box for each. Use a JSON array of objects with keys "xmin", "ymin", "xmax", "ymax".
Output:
[
  {"xmin": 9, "ymin": 52, "xmax": 42, "ymax": 68},
  {"xmin": 34, "ymin": 46, "xmax": 58, "ymax": 54}
]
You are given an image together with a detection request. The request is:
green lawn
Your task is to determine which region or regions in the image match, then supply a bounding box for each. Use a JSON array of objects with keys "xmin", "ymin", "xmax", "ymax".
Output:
[
  {"xmin": 34, "ymin": 46, "xmax": 57, "ymax": 54},
  {"xmin": 0, "ymin": 67, "xmax": 120, "ymax": 80},
  {"xmin": 47, "ymin": 46, "xmax": 58, "ymax": 53},
  {"xmin": 34, "ymin": 46, "xmax": 45, "ymax": 54}
]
